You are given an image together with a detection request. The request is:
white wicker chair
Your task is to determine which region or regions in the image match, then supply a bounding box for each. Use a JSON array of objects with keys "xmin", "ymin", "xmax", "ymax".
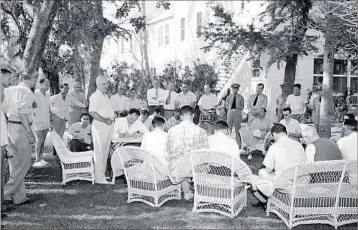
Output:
[
  {"xmin": 114, "ymin": 146, "xmax": 181, "ymax": 207},
  {"xmin": 189, "ymin": 149, "xmax": 252, "ymax": 218},
  {"xmin": 50, "ymin": 131, "xmax": 95, "ymax": 185},
  {"xmin": 266, "ymin": 160, "xmax": 358, "ymax": 229}
]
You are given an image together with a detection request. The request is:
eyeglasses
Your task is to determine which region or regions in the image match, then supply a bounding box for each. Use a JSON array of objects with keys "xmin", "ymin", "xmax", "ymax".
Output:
[
  {"xmin": 232, "ymin": 87, "xmax": 239, "ymax": 89},
  {"xmin": 283, "ymin": 114, "xmax": 289, "ymax": 116}
]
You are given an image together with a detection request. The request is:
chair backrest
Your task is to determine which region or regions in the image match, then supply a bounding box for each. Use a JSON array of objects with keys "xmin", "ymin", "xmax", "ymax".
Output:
[
  {"xmin": 189, "ymin": 149, "xmax": 252, "ymax": 184},
  {"xmin": 51, "ymin": 131, "xmax": 70, "ymax": 159},
  {"xmin": 275, "ymin": 160, "xmax": 355, "ymax": 202},
  {"xmin": 114, "ymin": 146, "xmax": 163, "ymax": 183}
]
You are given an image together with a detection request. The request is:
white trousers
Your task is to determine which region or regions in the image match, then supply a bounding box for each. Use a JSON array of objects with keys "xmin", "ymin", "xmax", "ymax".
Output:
[{"xmin": 92, "ymin": 120, "xmax": 113, "ymax": 183}]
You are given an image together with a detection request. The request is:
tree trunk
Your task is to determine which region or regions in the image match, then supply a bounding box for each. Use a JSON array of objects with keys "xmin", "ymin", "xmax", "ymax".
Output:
[
  {"xmin": 319, "ymin": 39, "xmax": 334, "ymax": 138},
  {"xmin": 22, "ymin": 0, "xmax": 58, "ymax": 74},
  {"xmin": 282, "ymin": 54, "xmax": 298, "ymax": 99},
  {"xmin": 141, "ymin": 0, "xmax": 151, "ymax": 82},
  {"xmin": 86, "ymin": 1, "xmax": 105, "ymax": 99},
  {"xmin": 48, "ymin": 71, "xmax": 60, "ymax": 95}
]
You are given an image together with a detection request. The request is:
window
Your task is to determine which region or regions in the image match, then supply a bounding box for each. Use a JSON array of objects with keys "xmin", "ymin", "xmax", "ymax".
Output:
[
  {"xmin": 313, "ymin": 58, "xmax": 357, "ymax": 101},
  {"xmin": 150, "ymin": 68, "xmax": 156, "ymax": 77},
  {"xmin": 164, "ymin": 24, "xmax": 169, "ymax": 45},
  {"xmin": 196, "ymin": 12, "xmax": 202, "ymax": 38},
  {"xmin": 252, "ymin": 59, "xmax": 260, "ymax": 78},
  {"xmin": 181, "ymin": 18, "xmax": 185, "ymax": 41},
  {"xmin": 158, "ymin": 26, "xmax": 163, "ymax": 47}
]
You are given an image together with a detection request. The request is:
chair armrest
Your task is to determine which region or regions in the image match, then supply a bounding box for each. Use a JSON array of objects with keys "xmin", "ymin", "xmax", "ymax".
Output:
[
  {"xmin": 69, "ymin": 150, "xmax": 93, "ymax": 158},
  {"xmin": 59, "ymin": 155, "xmax": 93, "ymax": 165}
]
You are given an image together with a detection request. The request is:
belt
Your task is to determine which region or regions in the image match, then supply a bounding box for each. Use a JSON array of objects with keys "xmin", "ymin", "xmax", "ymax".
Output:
[
  {"xmin": 164, "ymin": 109, "xmax": 174, "ymax": 111},
  {"xmin": 8, "ymin": 120, "xmax": 22, "ymax": 125}
]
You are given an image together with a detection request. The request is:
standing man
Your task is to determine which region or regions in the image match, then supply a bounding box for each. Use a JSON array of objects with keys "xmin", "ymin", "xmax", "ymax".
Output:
[
  {"xmin": 33, "ymin": 77, "xmax": 51, "ymax": 168},
  {"xmin": 198, "ymin": 84, "xmax": 218, "ymax": 134},
  {"xmin": 248, "ymin": 83, "xmax": 267, "ymax": 122},
  {"xmin": 89, "ymin": 75, "xmax": 115, "ymax": 184},
  {"xmin": 3, "ymin": 71, "xmax": 37, "ymax": 205},
  {"xmin": 147, "ymin": 79, "xmax": 166, "ymax": 116},
  {"xmin": 127, "ymin": 88, "xmax": 141, "ymax": 111},
  {"xmin": 226, "ymin": 83, "xmax": 244, "ymax": 148},
  {"xmin": 175, "ymin": 83, "xmax": 197, "ymax": 109},
  {"xmin": 110, "ymin": 84, "xmax": 129, "ymax": 117},
  {"xmin": 276, "ymin": 83, "xmax": 288, "ymax": 122},
  {"xmin": 285, "ymin": 83, "xmax": 307, "ymax": 123},
  {"xmin": 163, "ymin": 82, "xmax": 178, "ymax": 120},
  {"xmin": 66, "ymin": 81, "xmax": 87, "ymax": 126},
  {"xmin": 50, "ymin": 83, "xmax": 69, "ymax": 155}
]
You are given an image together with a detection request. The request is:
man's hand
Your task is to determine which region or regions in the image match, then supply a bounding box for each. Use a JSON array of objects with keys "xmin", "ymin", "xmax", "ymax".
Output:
[
  {"xmin": 28, "ymin": 131, "xmax": 36, "ymax": 144},
  {"xmin": 104, "ymin": 118, "xmax": 113, "ymax": 125}
]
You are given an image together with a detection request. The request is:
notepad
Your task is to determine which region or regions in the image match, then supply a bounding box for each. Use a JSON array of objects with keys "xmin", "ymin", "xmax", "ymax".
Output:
[{"xmin": 252, "ymin": 129, "xmax": 261, "ymax": 138}]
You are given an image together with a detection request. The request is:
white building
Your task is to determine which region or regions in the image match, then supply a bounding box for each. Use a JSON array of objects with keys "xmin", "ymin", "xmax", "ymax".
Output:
[{"xmin": 103, "ymin": 1, "xmax": 357, "ymax": 121}]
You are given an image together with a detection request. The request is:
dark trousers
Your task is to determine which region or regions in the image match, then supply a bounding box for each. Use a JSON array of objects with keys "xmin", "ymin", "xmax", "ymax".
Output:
[
  {"xmin": 69, "ymin": 139, "xmax": 92, "ymax": 152},
  {"xmin": 149, "ymin": 105, "xmax": 164, "ymax": 116}
]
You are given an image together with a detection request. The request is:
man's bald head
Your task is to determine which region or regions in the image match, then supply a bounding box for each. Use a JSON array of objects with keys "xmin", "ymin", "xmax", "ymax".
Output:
[{"xmin": 96, "ymin": 75, "xmax": 109, "ymax": 93}]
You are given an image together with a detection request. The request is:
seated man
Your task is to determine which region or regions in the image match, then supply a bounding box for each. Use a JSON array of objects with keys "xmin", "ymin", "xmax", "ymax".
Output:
[
  {"xmin": 279, "ymin": 107, "xmax": 302, "ymax": 142},
  {"xmin": 208, "ymin": 120, "xmax": 240, "ymax": 158},
  {"xmin": 165, "ymin": 108, "xmax": 182, "ymax": 132},
  {"xmin": 141, "ymin": 116, "xmax": 168, "ymax": 174},
  {"xmin": 337, "ymin": 119, "xmax": 357, "ymax": 160},
  {"xmin": 250, "ymin": 124, "xmax": 306, "ymax": 209},
  {"xmin": 241, "ymin": 107, "xmax": 272, "ymax": 159},
  {"xmin": 302, "ymin": 127, "xmax": 342, "ymax": 162},
  {"xmin": 112, "ymin": 108, "xmax": 149, "ymax": 142},
  {"xmin": 140, "ymin": 109, "xmax": 150, "ymax": 129},
  {"xmin": 145, "ymin": 107, "xmax": 166, "ymax": 131},
  {"xmin": 68, "ymin": 113, "xmax": 93, "ymax": 152},
  {"xmin": 165, "ymin": 105, "xmax": 209, "ymax": 200}
]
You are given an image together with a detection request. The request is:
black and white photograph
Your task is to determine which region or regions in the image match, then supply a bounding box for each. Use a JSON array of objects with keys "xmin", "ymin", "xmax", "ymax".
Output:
[{"xmin": 0, "ymin": 0, "xmax": 357, "ymax": 229}]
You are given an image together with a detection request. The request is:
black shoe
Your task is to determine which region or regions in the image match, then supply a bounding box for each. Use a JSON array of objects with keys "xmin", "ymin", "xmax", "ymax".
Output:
[
  {"xmin": 116, "ymin": 175, "xmax": 127, "ymax": 185},
  {"xmin": 251, "ymin": 201, "xmax": 267, "ymax": 210}
]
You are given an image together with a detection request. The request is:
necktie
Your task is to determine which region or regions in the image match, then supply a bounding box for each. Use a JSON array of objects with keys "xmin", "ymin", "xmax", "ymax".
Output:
[
  {"xmin": 156, "ymin": 89, "xmax": 158, "ymax": 98},
  {"xmin": 231, "ymin": 95, "xmax": 236, "ymax": 109},
  {"xmin": 253, "ymin": 94, "xmax": 259, "ymax": 106},
  {"xmin": 166, "ymin": 92, "xmax": 171, "ymax": 104}
]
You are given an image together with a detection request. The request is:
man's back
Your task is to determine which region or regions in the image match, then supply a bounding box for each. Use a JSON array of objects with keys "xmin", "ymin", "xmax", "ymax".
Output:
[
  {"xmin": 263, "ymin": 136, "xmax": 305, "ymax": 175},
  {"xmin": 166, "ymin": 120, "xmax": 208, "ymax": 170},
  {"xmin": 141, "ymin": 129, "xmax": 168, "ymax": 167},
  {"xmin": 337, "ymin": 133, "xmax": 357, "ymax": 160},
  {"xmin": 208, "ymin": 133, "xmax": 239, "ymax": 157}
]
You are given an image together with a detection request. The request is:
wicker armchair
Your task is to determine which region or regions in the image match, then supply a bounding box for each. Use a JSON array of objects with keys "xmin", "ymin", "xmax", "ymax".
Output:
[
  {"xmin": 267, "ymin": 160, "xmax": 358, "ymax": 229},
  {"xmin": 50, "ymin": 131, "xmax": 95, "ymax": 185},
  {"xmin": 114, "ymin": 146, "xmax": 181, "ymax": 207},
  {"xmin": 189, "ymin": 149, "xmax": 252, "ymax": 218}
]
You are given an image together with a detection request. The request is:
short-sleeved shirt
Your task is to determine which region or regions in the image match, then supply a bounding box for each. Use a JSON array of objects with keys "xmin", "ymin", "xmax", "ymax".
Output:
[
  {"xmin": 208, "ymin": 132, "xmax": 240, "ymax": 158},
  {"xmin": 337, "ymin": 133, "xmax": 357, "ymax": 160},
  {"xmin": 33, "ymin": 89, "xmax": 51, "ymax": 130},
  {"xmin": 68, "ymin": 122, "xmax": 92, "ymax": 144},
  {"xmin": 3, "ymin": 83, "xmax": 34, "ymax": 123},
  {"xmin": 50, "ymin": 93, "xmax": 68, "ymax": 120},
  {"xmin": 176, "ymin": 91, "xmax": 197, "ymax": 109},
  {"xmin": 250, "ymin": 118, "xmax": 271, "ymax": 137},
  {"xmin": 198, "ymin": 93, "xmax": 218, "ymax": 110},
  {"xmin": 89, "ymin": 89, "xmax": 115, "ymax": 120},
  {"xmin": 263, "ymin": 136, "xmax": 306, "ymax": 175},
  {"xmin": 280, "ymin": 118, "xmax": 302, "ymax": 141},
  {"xmin": 112, "ymin": 117, "xmax": 149, "ymax": 142},
  {"xmin": 163, "ymin": 91, "xmax": 178, "ymax": 110},
  {"xmin": 286, "ymin": 94, "xmax": 306, "ymax": 114},
  {"xmin": 127, "ymin": 98, "xmax": 142, "ymax": 110},
  {"xmin": 110, "ymin": 94, "xmax": 129, "ymax": 112}
]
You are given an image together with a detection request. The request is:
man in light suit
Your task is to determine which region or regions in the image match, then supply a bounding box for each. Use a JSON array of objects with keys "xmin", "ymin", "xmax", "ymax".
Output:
[{"xmin": 226, "ymin": 83, "xmax": 244, "ymax": 148}]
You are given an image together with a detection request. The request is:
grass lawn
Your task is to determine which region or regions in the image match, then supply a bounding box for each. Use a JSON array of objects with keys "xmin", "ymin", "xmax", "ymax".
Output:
[{"xmin": 1, "ymin": 141, "xmax": 356, "ymax": 229}]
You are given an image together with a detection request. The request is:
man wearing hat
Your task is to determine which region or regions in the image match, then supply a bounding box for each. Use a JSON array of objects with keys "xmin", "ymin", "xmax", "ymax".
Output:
[{"xmin": 226, "ymin": 83, "xmax": 244, "ymax": 148}]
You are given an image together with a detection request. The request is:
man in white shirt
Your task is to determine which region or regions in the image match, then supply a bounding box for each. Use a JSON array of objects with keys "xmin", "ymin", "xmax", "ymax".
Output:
[
  {"xmin": 141, "ymin": 116, "xmax": 168, "ymax": 169},
  {"xmin": 248, "ymin": 83, "xmax": 268, "ymax": 122},
  {"xmin": 50, "ymin": 83, "xmax": 69, "ymax": 141},
  {"xmin": 89, "ymin": 75, "xmax": 115, "ymax": 184},
  {"xmin": 140, "ymin": 109, "xmax": 151, "ymax": 130},
  {"xmin": 198, "ymin": 84, "xmax": 218, "ymax": 135},
  {"xmin": 163, "ymin": 82, "xmax": 178, "ymax": 120},
  {"xmin": 165, "ymin": 108, "xmax": 182, "ymax": 132},
  {"xmin": 127, "ymin": 88, "xmax": 142, "ymax": 111},
  {"xmin": 337, "ymin": 119, "xmax": 357, "ymax": 160},
  {"xmin": 110, "ymin": 84, "xmax": 129, "ymax": 117},
  {"xmin": 147, "ymin": 79, "xmax": 166, "ymax": 116},
  {"xmin": 66, "ymin": 82, "xmax": 87, "ymax": 126},
  {"xmin": 208, "ymin": 120, "xmax": 240, "ymax": 158},
  {"xmin": 112, "ymin": 108, "xmax": 149, "ymax": 142},
  {"xmin": 3, "ymin": 71, "xmax": 37, "ymax": 205},
  {"xmin": 33, "ymin": 76, "xmax": 51, "ymax": 168},
  {"xmin": 68, "ymin": 113, "xmax": 93, "ymax": 152},
  {"xmin": 279, "ymin": 107, "xmax": 302, "ymax": 142},
  {"xmin": 175, "ymin": 83, "xmax": 197, "ymax": 109},
  {"xmin": 250, "ymin": 124, "xmax": 306, "ymax": 208},
  {"xmin": 285, "ymin": 83, "xmax": 307, "ymax": 123}
]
